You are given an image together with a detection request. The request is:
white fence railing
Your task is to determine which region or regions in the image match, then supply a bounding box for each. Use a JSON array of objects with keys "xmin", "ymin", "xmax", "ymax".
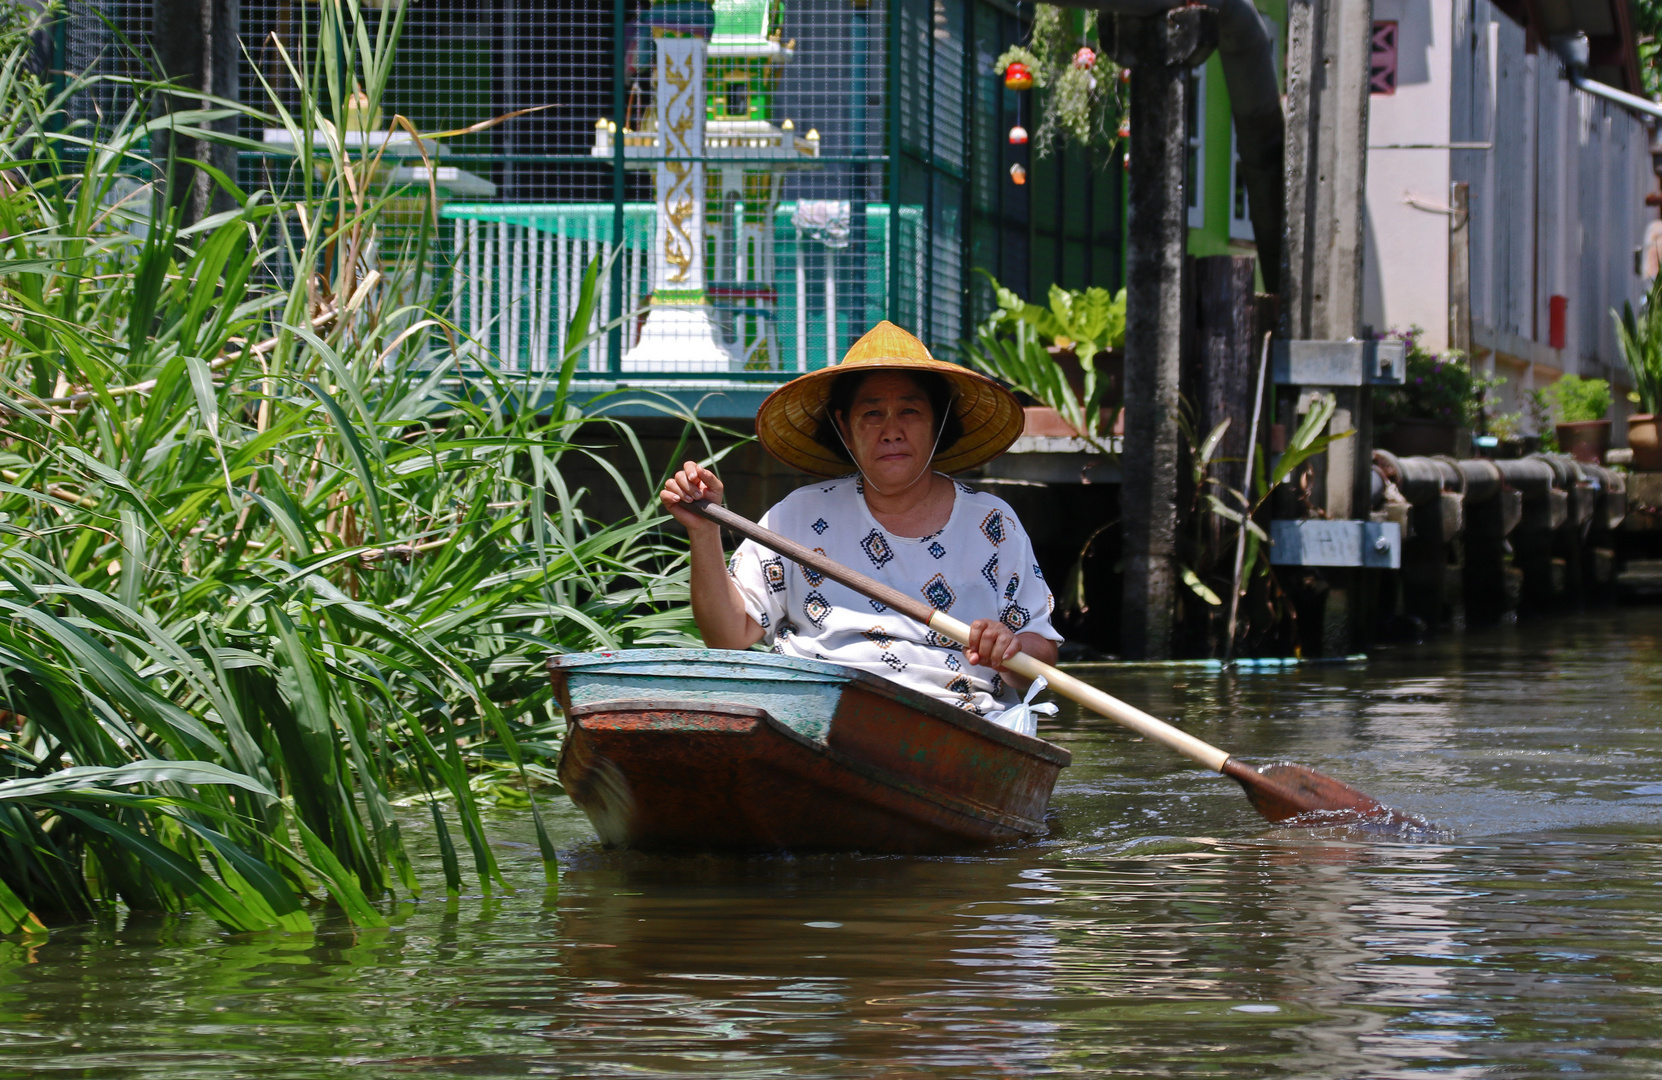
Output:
[{"xmin": 442, "ymin": 202, "xmax": 923, "ymax": 375}]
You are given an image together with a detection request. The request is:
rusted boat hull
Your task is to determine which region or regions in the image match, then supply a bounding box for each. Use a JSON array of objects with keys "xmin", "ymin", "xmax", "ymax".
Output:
[{"xmin": 548, "ymin": 649, "xmax": 1071, "ymax": 854}]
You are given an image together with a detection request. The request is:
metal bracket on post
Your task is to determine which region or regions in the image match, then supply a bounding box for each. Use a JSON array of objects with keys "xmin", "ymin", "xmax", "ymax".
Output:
[
  {"xmin": 1269, "ymin": 520, "xmax": 1403, "ymax": 569},
  {"xmin": 1271, "ymin": 339, "xmax": 1406, "ymax": 386}
]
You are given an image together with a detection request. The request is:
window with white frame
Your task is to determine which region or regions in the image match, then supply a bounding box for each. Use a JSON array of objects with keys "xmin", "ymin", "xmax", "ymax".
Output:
[
  {"xmin": 1227, "ymin": 17, "xmax": 1276, "ymax": 243},
  {"xmin": 1228, "ymin": 123, "xmax": 1253, "ymax": 240},
  {"xmin": 1186, "ymin": 64, "xmax": 1205, "ymax": 229}
]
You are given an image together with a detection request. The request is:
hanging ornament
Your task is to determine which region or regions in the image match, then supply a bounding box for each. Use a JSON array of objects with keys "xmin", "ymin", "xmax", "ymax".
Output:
[
  {"xmin": 1010, "ymin": 163, "xmax": 1027, "ymax": 185},
  {"xmin": 1117, "ymin": 119, "xmax": 1130, "ymax": 139},
  {"xmin": 1004, "ymin": 62, "xmax": 1034, "ymax": 91},
  {"xmin": 1008, "ymin": 124, "xmax": 1028, "ymax": 145},
  {"xmin": 1120, "ymin": 67, "xmax": 1132, "ymax": 85},
  {"xmin": 1072, "ymin": 46, "xmax": 1097, "ymax": 69}
]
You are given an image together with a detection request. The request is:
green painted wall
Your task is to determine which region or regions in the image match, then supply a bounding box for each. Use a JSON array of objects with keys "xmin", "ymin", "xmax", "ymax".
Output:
[{"xmin": 1184, "ymin": 0, "xmax": 1284, "ymax": 265}]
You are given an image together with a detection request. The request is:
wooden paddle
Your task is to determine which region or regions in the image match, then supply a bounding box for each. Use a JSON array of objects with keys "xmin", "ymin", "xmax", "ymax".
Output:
[{"xmin": 687, "ymin": 498, "xmax": 1422, "ymax": 828}]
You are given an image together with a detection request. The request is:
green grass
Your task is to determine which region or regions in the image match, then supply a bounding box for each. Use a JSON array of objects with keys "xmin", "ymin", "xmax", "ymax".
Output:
[{"xmin": 0, "ymin": 1, "xmax": 706, "ymax": 934}]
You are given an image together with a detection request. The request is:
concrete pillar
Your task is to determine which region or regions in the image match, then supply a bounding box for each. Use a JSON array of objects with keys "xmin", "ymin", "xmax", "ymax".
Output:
[
  {"xmin": 1280, "ymin": 0, "xmax": 1375, "ymax": 654},
  {"xmin": 1102, "ymin": 8, "xmax": 1216, "ymax": 660}
]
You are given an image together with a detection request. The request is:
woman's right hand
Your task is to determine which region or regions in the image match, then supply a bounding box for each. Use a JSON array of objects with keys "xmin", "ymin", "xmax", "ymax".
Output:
[{"xmin": 660, "ymin": 460, "xmax": 724, "ymax": 534}]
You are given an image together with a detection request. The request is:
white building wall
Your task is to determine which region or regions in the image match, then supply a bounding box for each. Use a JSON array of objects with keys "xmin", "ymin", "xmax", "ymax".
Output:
[
  {"xmin": 1363, "ymin": 0, "xmax": 1453, "ymax": 351},
  {"xmin": 1365, "ymin": 0, "xmax": 1656, "ymax": 433}
]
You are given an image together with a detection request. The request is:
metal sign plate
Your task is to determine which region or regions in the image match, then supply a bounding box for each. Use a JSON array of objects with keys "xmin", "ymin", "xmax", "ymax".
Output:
[{"xmin": 1268, "ymin": 520, "xmax": 1402, "ymax": 569}]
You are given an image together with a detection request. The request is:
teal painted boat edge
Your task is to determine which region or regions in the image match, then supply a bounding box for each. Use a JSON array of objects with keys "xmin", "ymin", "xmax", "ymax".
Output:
[
  {"xmin": 548, "ymin": 648, "xmax": 1072, "ymax": 767},
  {"xmin": 548, "ymin": 647, "xmax": 856, "ymax": 683}
]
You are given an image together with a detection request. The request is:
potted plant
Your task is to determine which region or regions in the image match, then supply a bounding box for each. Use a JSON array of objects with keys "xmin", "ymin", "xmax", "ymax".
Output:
[
  {"xmin": 1614, "ymin": 276, "xmax": 1662, "ymax": 471},
  {"xmin": 961, "ymin": 273, "xmax": 1124, "ymax": 453},
  {"xmin": 1541, "ymin": 374, "xmax": 1612, "ymax": 464},
  {"xmin": 1373, "ymin": 327, "xmax": 1495, "ymax": 457}
]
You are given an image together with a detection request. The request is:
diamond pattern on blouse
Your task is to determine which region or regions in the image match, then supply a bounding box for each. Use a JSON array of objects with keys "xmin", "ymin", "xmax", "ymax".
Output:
[
  {"xmin": 812, "ymin": 517, "xmax": 829, "ymax": 535},
  {"xmin": 860, "ymin": 529, "xmax": 895, "ymax": 569},
  {"xmin": 947, "ymin": 675, "xmax": 972, "ymax": 697},
  {"xmin": 1004, "ymin": 573, "xmax": 1021, "ymax": 601},
  {"xmin": 1032, "ymin": 562, "xmax": 1045, "ymax": 581},
  {"xmin": 762, "ymin": 557, "xmax": 787, "ymax": 594},
  {"xmin": 921, "ymin": 573, "xmax": 956, "ymax": 612},
  {"xmin": 803, "ymin": 591, "xmax": 832, "ymax": 627},
  {"xmin": 778, "ymin": 620, "xmax": 797, "ymax": 639},
  {"xmin": 758, "ymin": 611, "xmax": 770, "ymax": 629},
  {"xmin": 801, "ymin": 548, "xmax": 826, "ymax": 586},
  {"xmin": 980, "ymin": 510, "xmax": 1005, "ymax": 546},
  {"xmin": 945, "ymin": 654, "xmax": 961, "ymax": 671},
  {"xmin": 1000, "ymin": 603, "xmax": 1030, "ymax": 632},
  {"xmin": 881, "ymin": 652, "xmax": 906, "ymax": 672},
  {"xmin": 870, "ymin": 598, "xmax": 887, "ymax": 613},
  {"xmin": 981, "ymin": 555, "xmax": 999, "ymax": 589},
  {"xmin": 991, "ymin": 673, "xmax": 1005, "ymax": 697},
  {"xmin": 928, "ymin": 540, "xmax": 947, "ymax": 559},
  {"xmin": 863, "ymin": 626, "xmax": 893, "ymax": 649}
]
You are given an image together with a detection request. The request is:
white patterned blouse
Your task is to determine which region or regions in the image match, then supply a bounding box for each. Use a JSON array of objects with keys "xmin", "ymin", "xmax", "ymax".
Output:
[{"xmin": 728, "ymin": 475, "xmax": 1062, "ymax": 718}]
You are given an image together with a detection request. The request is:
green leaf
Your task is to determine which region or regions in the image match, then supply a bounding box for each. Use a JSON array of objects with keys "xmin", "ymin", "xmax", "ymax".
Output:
[
  {"xmin": 295, "ymin": 819, "xmax": 389, "ymax": 929},
  {"xmin": 1181, "ymin": 566, "xmax": 1223, "ymax": 606},
  {"xmin": 0, "ymin": 877, "xmax": 46, "ymax": 937}
]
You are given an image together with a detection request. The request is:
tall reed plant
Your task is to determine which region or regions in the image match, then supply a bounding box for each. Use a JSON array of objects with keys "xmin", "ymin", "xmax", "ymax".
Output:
[{"xmin": 0, "ymin": 1, "xmax": 703, "ymax": 935}]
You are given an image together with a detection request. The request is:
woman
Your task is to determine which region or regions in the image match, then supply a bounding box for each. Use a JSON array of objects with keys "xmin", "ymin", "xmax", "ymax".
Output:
[{"xmin": 661, "ymin": 321, "xmax": 1061, "ymax": 723}]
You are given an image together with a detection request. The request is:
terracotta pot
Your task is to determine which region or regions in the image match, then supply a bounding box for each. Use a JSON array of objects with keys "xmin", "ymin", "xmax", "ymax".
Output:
[
  {"xmin": 1378, "ymin": 418, "xmax": 1464, "ymax": 458},
  {"xmin": 1555, "ymin": 419, "xmax": 1612, "ymax": 464},
  {"xmin": 1629, "ymin": 414, "xmax": 1662, "ymax": 471},
  {"xmin": 1021, "ymin": 405, "xmax": 1124, "ymax": 439}
]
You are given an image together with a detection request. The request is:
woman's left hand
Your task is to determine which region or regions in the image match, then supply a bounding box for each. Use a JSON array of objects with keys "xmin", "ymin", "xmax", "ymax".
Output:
[{"xmin": 964, "ymin": 618, "xmax": 1020, "ymax": 672}]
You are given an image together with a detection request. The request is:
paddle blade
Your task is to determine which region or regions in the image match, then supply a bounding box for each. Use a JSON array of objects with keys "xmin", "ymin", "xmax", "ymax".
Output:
[{"xmin": 1221, "ymin": 758, "xmax": 1429, "ymax": 831}]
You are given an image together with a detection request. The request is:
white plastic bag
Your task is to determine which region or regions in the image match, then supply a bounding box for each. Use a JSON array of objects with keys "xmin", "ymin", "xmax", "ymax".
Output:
[{"xmin": 989, "ymin": 675, "xmax": 1058, "ymax": 738}]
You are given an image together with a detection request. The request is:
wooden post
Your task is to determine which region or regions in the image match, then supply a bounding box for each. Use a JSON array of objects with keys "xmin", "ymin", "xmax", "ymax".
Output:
[
  {"xmin": 1102, "ymin": 8, "xmax": 1217, "ymax": 660},
  {"xmin": 1193, "ymin": 257, "xmax": 1262, "ymax": 502},
  {"xmin": 1449, "ymin": 181, "xmax": 1472, "ymax": 356},
  {"xmin": 152, "ymin": 0, "xmax": 240, "ymax": 227}
]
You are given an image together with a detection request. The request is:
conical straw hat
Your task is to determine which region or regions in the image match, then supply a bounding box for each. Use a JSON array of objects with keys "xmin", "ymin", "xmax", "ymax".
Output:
[{"xmin": 755, "ymin": 321, "xmax": 1025, "ymax": 478}]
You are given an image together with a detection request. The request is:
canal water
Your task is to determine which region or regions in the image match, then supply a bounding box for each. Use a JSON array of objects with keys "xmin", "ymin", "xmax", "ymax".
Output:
[{"xmin": 4, "ymin": 610, "xmax": 1661, "ymax": 1078}]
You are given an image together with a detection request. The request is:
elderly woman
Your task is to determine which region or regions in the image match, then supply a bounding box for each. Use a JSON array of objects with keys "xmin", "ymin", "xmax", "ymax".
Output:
[{"xmin": 661, "ymin": 321, "xmax": 1061, "ymax": 723}]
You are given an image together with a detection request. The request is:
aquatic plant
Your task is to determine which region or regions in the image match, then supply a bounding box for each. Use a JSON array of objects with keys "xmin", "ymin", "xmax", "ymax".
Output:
[{"xmin": 0, "ymin": 2, "xmax": 700, "ymax": 935}]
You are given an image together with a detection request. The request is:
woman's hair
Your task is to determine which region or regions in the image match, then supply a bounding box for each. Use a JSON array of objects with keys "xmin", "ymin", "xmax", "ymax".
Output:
[{"xmin": 813, "ymin": 369, "xmax": 963, "ymax": 465}]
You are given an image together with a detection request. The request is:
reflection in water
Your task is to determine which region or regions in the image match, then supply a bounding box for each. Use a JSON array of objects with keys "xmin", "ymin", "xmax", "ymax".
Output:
[{"xmin": 0, "ymin": 611, "xmax": 1660, "ymax": 1077}]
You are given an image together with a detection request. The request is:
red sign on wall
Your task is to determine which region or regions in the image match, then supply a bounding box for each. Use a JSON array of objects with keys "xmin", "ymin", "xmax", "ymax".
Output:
[{"xmin": 1370, "ymin": 21, "xmax": 1398, "ymax": 95}]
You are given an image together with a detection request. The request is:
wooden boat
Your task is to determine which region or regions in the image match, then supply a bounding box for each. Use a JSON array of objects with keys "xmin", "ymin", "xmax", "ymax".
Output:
[{"xmin": 548, "ymin": 648, "xmax": 1072, "ymax": 854}]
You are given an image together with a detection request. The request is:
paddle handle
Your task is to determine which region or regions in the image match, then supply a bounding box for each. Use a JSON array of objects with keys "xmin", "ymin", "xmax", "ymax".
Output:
[{"xmin": 688, "ymin": 499, "xmax": 1233, "ymax": 773}]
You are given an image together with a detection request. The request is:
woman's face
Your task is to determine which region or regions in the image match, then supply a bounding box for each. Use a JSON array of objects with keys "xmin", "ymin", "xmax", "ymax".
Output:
[{"xmin": 834, "ymin": 372, "xmax": 938, "ymax": 492}]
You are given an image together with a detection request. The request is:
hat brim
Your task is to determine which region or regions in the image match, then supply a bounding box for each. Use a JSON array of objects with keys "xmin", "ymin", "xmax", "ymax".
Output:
[{"xmin": 755, "ymin": 357, "xmax": 1026, "ymax": 479}]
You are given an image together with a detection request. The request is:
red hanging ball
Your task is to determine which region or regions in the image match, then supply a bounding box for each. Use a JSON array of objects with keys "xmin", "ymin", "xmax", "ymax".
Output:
[
  {"xmin": 1004, "ymin": 62, "xmax": 1034, "ymax": 91},
  {"xmin": 1008, "ymin": 125, "xmax": 1028, "ymax": 145}
]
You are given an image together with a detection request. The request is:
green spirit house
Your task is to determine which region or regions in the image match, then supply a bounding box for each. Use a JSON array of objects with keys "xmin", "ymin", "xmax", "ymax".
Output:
[{"xmin": 57, "ymin": 0, "xmax": 1123, "ymax": 416}]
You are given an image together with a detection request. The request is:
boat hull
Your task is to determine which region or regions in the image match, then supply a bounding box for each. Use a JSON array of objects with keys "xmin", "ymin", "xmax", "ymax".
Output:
[{"xmin": 548, "ymin": 649, "xmax": 1071, "ymax": 854}]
